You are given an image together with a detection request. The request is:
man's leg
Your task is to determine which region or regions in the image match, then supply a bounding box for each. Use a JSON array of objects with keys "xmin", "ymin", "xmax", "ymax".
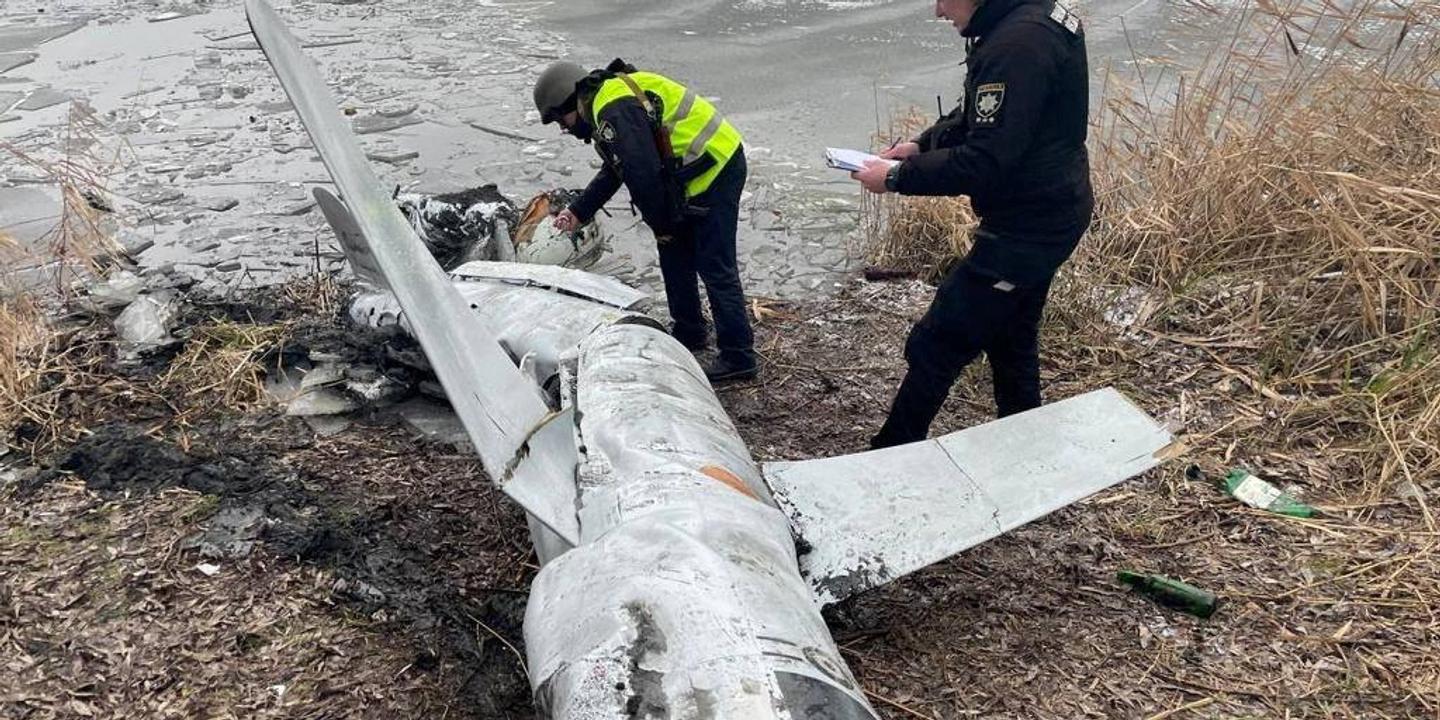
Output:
[
  {"xmin": 870, "ymin": 264, "xmax": 1021, "ymax": 449},
  {"xmin": 987, "ymin": 275, "xmax": 1053, "ymax": 418},
  {"xmin": 692, "ymin": 151, "xmax": 756, "ymax": 371},
  {"xmin": 657, "ymin": 229, "xmax": 707, "ymax": 349},
  {"xmin": 870, "ymin": 326, "xmax": 982, "ymax": 449}
]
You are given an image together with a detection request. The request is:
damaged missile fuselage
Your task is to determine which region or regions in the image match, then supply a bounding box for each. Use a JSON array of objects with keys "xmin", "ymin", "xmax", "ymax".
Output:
[
  {"xmin": 351, "ymin": 274, "xmax": 879, "ymax": 717},
  {"xmin": 528, "ymin": 322, "xmax": 877, "ymax": 717}
]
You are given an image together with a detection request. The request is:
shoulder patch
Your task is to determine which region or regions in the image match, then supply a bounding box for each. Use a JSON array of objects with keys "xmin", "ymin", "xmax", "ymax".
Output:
[
  {"xmin": 973, "ymin": 82, "xmax": 1005, "ymax": 125},
  {"xmin": 598, "ymin": 120, "xmax": 617, "ymax": 143},
  {"xmin": 1049, "ymin": 2, "xmax": 1082, "ymax": 35}
]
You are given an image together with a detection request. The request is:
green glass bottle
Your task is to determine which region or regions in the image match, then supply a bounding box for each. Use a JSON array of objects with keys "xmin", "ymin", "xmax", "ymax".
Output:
[
  {"xmin": 1118, "ymin": 571, "xmax": 1221, "ymax": 619},
  {"xmin": 1223, "ymin": 469, "xmax": 1315, "ymax": 518}
]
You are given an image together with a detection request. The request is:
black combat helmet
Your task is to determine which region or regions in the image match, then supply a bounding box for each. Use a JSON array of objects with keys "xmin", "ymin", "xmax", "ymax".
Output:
[{"xmin": 534, "ymin": 61, "xmax": 587, "ymax": 124}]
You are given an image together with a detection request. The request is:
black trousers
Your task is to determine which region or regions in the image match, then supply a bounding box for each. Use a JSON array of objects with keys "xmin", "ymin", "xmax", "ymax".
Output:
[
  {"xmin": 870, "ymin": 261, "xmax": 1056, "ymax": 449},
  {"xmin": 657, "ymin": 148, "xmax": 755, "ymax": 365}
]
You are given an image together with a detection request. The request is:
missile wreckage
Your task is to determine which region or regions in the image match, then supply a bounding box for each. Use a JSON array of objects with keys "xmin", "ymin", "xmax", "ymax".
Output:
[
  {"xmin": 395, "ymin": 185, "xmax": 605, "ymax": 271},
  {"xmin": 247, "ymin": 0, "xmax": 1175, "ymax": 716}
]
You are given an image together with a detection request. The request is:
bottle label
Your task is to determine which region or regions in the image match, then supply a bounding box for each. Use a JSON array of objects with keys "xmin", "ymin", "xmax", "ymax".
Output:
[{"xmin": 1231, "ymin": 474, "xmax": 1283, "ymax": 510}]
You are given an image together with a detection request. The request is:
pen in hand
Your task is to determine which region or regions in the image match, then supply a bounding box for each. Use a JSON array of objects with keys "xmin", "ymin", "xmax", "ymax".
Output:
[{"xmin": 880, "ymin": 136, "xmax": 903, "ymax": 160}]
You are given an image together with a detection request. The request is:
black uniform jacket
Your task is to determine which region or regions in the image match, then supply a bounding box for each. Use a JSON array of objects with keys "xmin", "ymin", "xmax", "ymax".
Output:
[
  {"xmin": 896, "ymin": 0, "xmax": 1094, "ymax": 284},
  {"xmin": 567, "ymin": 74, "xmax": 682, "ymax": 238}
]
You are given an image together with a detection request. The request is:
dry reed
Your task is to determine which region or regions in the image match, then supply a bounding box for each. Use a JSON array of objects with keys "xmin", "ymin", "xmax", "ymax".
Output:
[
  {"xmin": 0, "ymin": 303, "xmax": 116, "ymax": 456},
  {"xmin": 161, "ymin": 321, "xmax": 291, "ymax": 411},
  {"xmin": 1, "ymin": 106, "xmax": 132, "ymax": 452},
  {"xmin": 1086, "ymin": 0, "xmax": 1440, "ymax": 495},
  {"xmin": 0, "ymin": 296, "xmax": 50, "ymax": 444},
  {"xmin": 0, "ymin": 104, "xmax": 125, "ymax": 293}
]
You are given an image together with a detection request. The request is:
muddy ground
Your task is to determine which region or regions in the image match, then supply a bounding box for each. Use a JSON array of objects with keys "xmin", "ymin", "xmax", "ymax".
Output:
[{"xmin": 3, "ymin": 272, "xmax": 1434, "ymax": 719}]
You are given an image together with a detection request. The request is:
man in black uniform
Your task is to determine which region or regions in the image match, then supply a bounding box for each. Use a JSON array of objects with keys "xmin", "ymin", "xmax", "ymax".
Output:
[
  {"xmin": 534, "ymin": 59, "xmax": 758, "ymax": 382},
  {"xmin": 852, "ymin": 0, "xmax": 1092, "ymax": 447}
]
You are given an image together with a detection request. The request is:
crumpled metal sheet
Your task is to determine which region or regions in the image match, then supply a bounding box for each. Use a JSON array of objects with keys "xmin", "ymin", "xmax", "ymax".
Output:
[
  {"xmin": 345, "ymin": 274, "xmax": 660, "ymax": 562},
  {"xmin": 349, "ymin": 279, "xmax": 658, "ymax": 390},
  {"xmin": 449, "ymin": 260, "xmax": 648, "ymax": 310},
  {"xmin": 247, "ymin": 0, "xmax": 578, "ymax": 544},
  {"xmin": 526, "ymin": 523, "xmax": 876, "ymax": 719},
  {"xmin": 763, "ymin": 387, "xmax": 1175, "ymax": 605},
  {"xmin": 523, "ymin": 323, "xmax": 879, "ymax": 719},
  {"xmin": 346, "ymin": 276, "xmax": 660, "ymax": 549}
]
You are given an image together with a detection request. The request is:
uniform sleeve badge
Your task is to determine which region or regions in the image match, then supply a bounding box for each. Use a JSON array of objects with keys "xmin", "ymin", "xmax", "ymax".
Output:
[
  {"xmin": 974, "ymin": 83, "xmax": 1005, "ymax": 125},
  {"xmin": 598, "ymin": 121, "xmax": 617, "ymax": 143},
  {"xmin": 1050, "ymin": 2, "xmax": 1082, "ymax": 35}
]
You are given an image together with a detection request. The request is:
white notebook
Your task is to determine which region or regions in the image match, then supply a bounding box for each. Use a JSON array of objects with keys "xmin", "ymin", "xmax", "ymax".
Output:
[{"xmin": 824, "ymin": 147, "xmax": 898, "ymax": 172}]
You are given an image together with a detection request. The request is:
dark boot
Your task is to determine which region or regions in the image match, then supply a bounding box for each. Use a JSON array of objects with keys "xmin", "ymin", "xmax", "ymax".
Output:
[{"xmin": 704, "ymin": 354, "xmax": 759, "ymax": 383}]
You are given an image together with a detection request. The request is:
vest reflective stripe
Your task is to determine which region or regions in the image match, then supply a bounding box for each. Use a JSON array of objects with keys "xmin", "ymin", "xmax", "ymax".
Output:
[
  {"xmin": 590, "ymin": 72, "xmax": 742, "ymax": 197},
  {"xmin": 685, "ymin": 114, "xmax": 725, "ymax": 164},
  {"xmin": 670, "ymin": 90, "xmax": 698, "ymax": 132}
]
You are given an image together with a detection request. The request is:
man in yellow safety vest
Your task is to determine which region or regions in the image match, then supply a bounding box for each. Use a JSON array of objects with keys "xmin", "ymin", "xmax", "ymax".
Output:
[{"xmin": 535, "ymin": 59, "xmax": 757, "ymax": 382}]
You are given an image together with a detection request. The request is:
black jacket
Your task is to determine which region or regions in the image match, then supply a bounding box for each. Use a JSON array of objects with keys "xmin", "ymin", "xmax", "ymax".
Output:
[
  {"xmin": 567, "ymin": 68, "xmax": 685, "ymax": 238},
  {"xmin": 896, "ymin": 0, "xmax": 1093, "ymax": 282}
]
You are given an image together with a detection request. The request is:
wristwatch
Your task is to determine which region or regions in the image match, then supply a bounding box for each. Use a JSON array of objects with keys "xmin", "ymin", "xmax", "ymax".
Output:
[{"xmin": 884, "ymin": 163, "xmax": 902, "ymax": 193}]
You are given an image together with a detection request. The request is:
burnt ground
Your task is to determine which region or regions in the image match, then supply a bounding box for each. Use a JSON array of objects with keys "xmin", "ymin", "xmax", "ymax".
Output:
[{"xmin": 3, "ymin": 278, "xmax": 1437, "ymax": 719}]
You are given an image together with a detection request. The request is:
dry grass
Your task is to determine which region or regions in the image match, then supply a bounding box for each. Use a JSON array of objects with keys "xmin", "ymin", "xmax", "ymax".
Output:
[
  {"xmin": 162, "ymin": 321, "xmax": 292, "ymax": 412},
  {"xmin": 1081, "ymin": 0, "xmax": 1440, "ymax": 497},
  {"xmin": 0, "ymin": 315, "xmax": 145, "ymax": 457},
  {"xmin": 160, "ymin": 271, "xmax": 342, "ymax": 418},
  {"xmin": 2, "ymin": 107, "xmax": 131, "ymax": 452},
  {"xmin": 282, "ymin": 272, "xmax": 344, "ymax": 318},
  {"xmin": 0, "ymin": 292, "xmax": 127, "ymax": 457},
  {"xmin": 2, "ymin": 308, "xmax": 292, "ymax": 459},
  {"xmin": 0, "ymin": 308, "xmax": 299, "ymax": 457},
  {"xmin": 0, "ymin": 104, "xmax": 124, "ymax": 294},
  {"xmin": 0, "ymin": 296, "xmax": 51, "ymax": 446}
]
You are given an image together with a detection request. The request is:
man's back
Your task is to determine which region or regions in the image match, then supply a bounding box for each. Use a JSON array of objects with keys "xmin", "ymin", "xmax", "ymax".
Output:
[
  {"xmin": 963, "ymin": 0, "xmax": 1092, "ymax": 237},
  {"xmin": 902, "ymin": 0, "xmax": 1093, "ymax": 248}
]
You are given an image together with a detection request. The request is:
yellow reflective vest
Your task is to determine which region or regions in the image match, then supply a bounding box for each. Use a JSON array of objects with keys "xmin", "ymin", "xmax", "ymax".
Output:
[{"xmin": 588, "ymin": 71, "xmax": 743, "ymax": 198}]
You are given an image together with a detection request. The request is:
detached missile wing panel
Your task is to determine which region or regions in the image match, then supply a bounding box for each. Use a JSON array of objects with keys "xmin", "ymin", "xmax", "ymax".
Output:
[{"xmin": 764, "ymin": 388, "xmax": 1175, "ymax": 605}]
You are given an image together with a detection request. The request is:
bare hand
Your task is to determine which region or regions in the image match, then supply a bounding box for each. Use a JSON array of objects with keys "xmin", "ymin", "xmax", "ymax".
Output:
[
  {"xmin": 553, "ymin": 208, "xmax": 580, "ymax": 232},
  {"xmin": 880, "ymin": 142, "xmax": 920, "ymax": 161},
  {"xmin": 852, "ymin": 159, "xmax": 893, "ymax": 195}
]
